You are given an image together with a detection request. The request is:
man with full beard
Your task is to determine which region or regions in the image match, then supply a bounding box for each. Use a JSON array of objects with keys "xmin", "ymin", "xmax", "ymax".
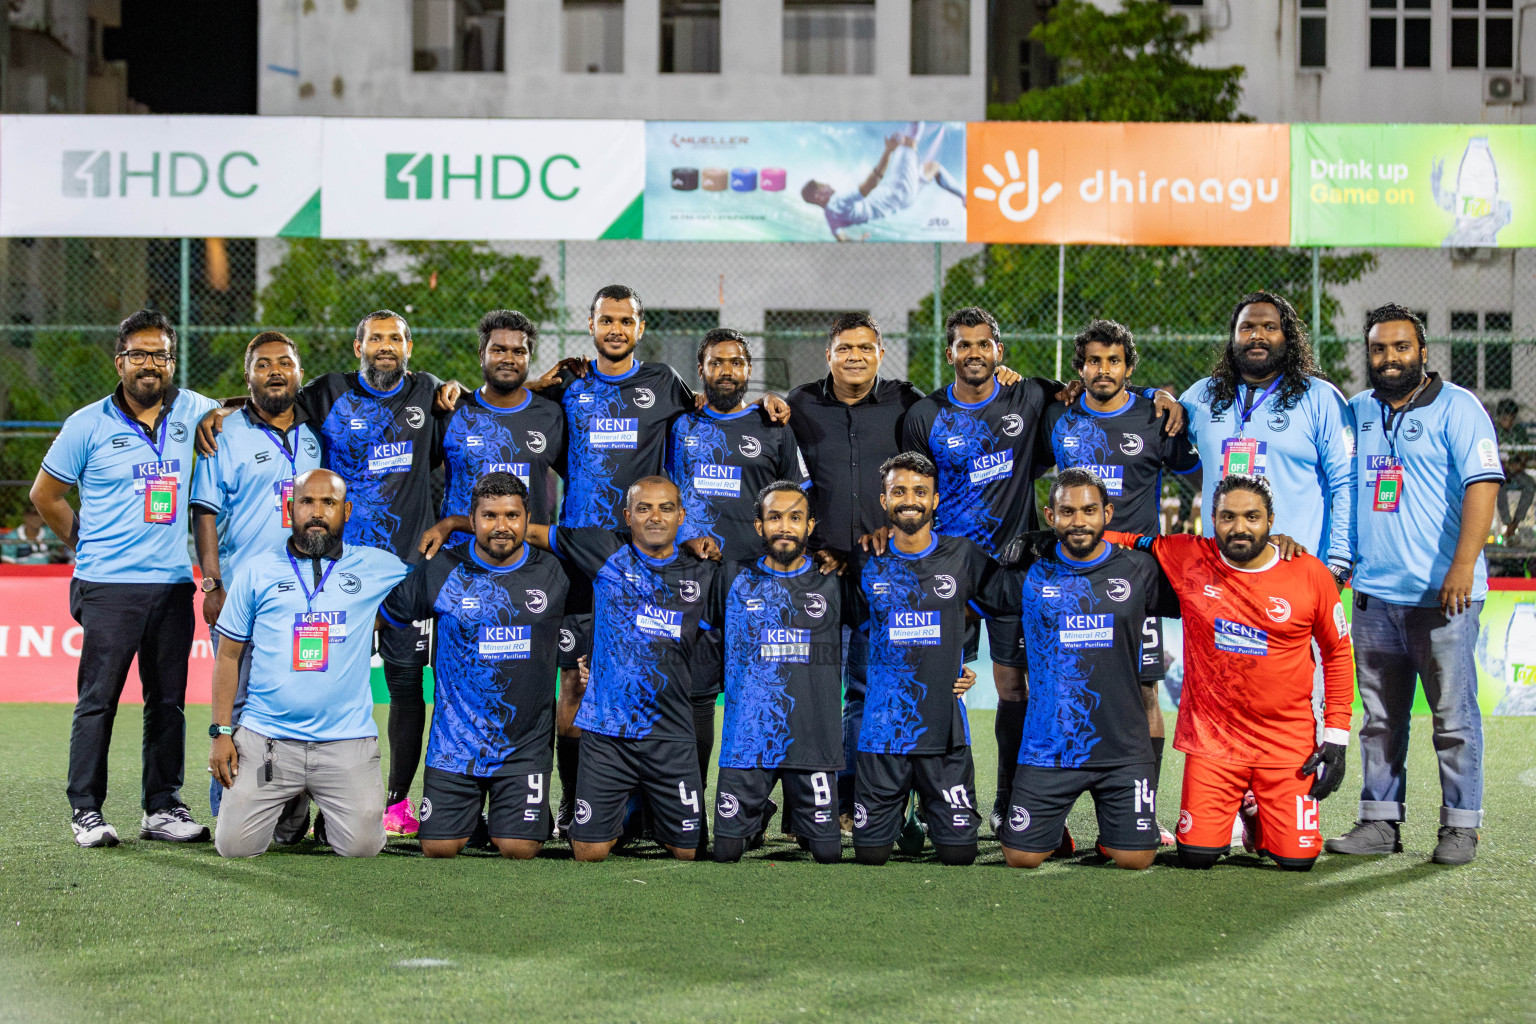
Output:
[
  {"xmin": 1180, "ymin": 293, "xmax": 1356, "ymax": 589},
  {"xmin": 190, "ymin": 332, "xmax": 323, "ymax": 828},
  {"xmin": 209, "ymin": 470, "xmax": 412, "ymax": 858},
  {"xmin": 1107, "ymin": 476, "xmax": 1355, "ymax": 872},
  {"xmin": 32, "ymin": 309, "xmax": 222, "ymax": 848},
  {"xmin": 1325, "ymin": 304, "xmax": 1502, "ymax": 866}
]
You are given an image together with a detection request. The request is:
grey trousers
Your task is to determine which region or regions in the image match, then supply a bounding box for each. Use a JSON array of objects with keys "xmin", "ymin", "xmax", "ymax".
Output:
[{"xmin": 214, "ymin": 727, "xmax": 386, "ymax": 858}]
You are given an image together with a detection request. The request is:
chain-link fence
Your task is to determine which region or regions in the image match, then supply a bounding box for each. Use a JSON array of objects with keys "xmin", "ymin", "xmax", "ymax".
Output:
[{"xmin": 2, "ymin": 235, "xmax": 1532, "ymax": 570}]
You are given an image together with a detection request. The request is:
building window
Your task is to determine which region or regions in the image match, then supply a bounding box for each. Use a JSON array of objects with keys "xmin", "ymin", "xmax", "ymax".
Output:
[
  {"xmin": 784, "ymin": 0, "xmax": 875, "ymax": 75},
  {"xmin": 1450, "ymin": 310, "xmax": 1480, "ymax": 331},
  {"xmin": 640, "ymin": 309, "xmax": 718, "ymax": 375},
  {"xmin": 413, "ymin": 0, "xmax": 505, "ymax": 72},
  {"xmin": 1299, "ymin": 0, "xmax": 1327, "ymax": 68},
  {"xmin": 1450, "ymin": 0, "xmax": 1514, "ymax": 69},
  {"xmin": 661, "ymin": 0, "xmax": 720, "ymax": 73},
  {"xmin": 764, "ymin": 310, "xmax": 850, "ymax": 391},
  {"xmin": 565, "ymin": 0, "xmax": 623, "ymax": 74},
  {"xmin": 911, "ymin": 0, "xmax": 969, "ymax": 76},
  {"xmin": 1369, "ymin": 0, "xmax": 1431, "ymax": 68}
]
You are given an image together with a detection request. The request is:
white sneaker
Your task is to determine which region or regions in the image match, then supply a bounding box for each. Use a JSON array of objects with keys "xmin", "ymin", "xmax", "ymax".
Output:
[
  {"xmin": 140, "ymin": 804, "xmax": 211, "ymax": 842},
  {"xmin": 71, "ymin": 809, "xmax": 120, "ymax": 848}
]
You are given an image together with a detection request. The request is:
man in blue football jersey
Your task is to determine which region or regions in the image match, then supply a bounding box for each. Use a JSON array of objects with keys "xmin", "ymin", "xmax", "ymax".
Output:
[
  {"xmin": 32, "ymin": 309, "xmax": 221, "ymax": 848},
  {"xmin": 209, "ymin": 469, "xmax": 412, "ymax": 858},
  {"xmin": 190, "ymin": 332, "xmax": 323, "ymax": 829},
  {"xmin": 1327, "ymin": 305, "xmax": 1503, "ymax": 866}
]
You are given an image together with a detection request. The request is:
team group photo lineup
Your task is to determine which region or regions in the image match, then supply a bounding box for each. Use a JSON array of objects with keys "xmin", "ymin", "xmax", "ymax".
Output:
[{"xmin": 34, "ymin": 282, "xmax": 1504, "ymax": 871}]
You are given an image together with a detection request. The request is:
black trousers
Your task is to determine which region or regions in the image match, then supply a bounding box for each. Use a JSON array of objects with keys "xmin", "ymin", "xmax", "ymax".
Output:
[{"xmin": 67, "ymin": 579, "xmax": 195, "ymax": 813}]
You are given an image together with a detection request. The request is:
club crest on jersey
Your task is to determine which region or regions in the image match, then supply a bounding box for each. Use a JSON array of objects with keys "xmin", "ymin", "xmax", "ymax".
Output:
[
  {"xmin": 680, "ymin": 580, "xmax": 700, "ymax": 603},
  {"xmin": 1403, "ymin": 418, "xmax": 1424, "ymax": 442},
  {"xmin": 527, "ymin": 430, "xmax": 547, "ymax": 453},
  {"xmin": 574, "ymin": 799, "xmax": 592, "ymax": 825},
  {"xmin": 718, "ymin": 793, "xmax": 740, "ymax": 818},
  {"xmin": 1266, "ymin": 410, "xmax": 1290, "ymax": 433},
  {"xmin": 1120, "ymin": 433, "xmax": 1143, "ymax": 456},
  {"xmin": 804, "ymin": 593, "xmax": 828, "ymax": 619},
  {"xmin": 739, "ymin": 435, "xmax": 762, "ymax": 458},
  {"xmin": 419, "ymin": 798, "xmax": 432, "ymax": 822},
  {"xmin": 302, "ymin": 437, "xmax": 319, "ymax": 458},
  {"xmin": 633, "ymin": 387, "xmax": 656, "ymax": 409},
  {"xmin": 526, "ymin": 589, "xmax": 548, "ymax": 614},
  {"xmin": 405, "ymin": 406, "xmax": 426, "ymax": 429},
  {"xmin": 559, "ymin": 628, "xmax": 576, "ymax": 652},
  {"xmin": 169, "ymin": 422, "xmax": 188, "ymax": 443},
  {"xmin": 1266, "ymin": 597, "xmax": 1292, "ymax": 623},
  {"xmin": 338, "ymin": 573, "xmax": 362, "ymax": 595},
  {"xmin": 999, "ymin": 413, "xmax": 1024, "ymax": 437},
  {"xmin": 1177, "ymin": 810, "xmax": 1193, "ymax": 834},
  {"xmin": 933, "ymin": 574, "xmax": 957, "ymax": 599},
  {"xmin": 853, "ymin": 802, "xmax": 868, "ymax": 829},
  {"xmin": 1105, "ymin": 578, "xmax": 1131, "ymax": 602},
  {"xmin": 1009, "ymin": 805, "xmax": 1030, "ymax": 832}
]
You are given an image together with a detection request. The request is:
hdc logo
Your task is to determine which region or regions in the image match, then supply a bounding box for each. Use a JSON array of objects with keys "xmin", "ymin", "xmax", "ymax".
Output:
[
  {"xmin": 62, "ymin": 150, "xmax": 259, "ymax": 199},
  {"xmin": 385, "ymin": 153, "xmax": 582, "ymax": 201}
]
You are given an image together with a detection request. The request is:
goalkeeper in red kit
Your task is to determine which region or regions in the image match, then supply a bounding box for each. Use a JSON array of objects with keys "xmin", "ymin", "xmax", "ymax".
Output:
[{"xmin": 1107, "ymin": 474, "xmax": 1353, "ymax": 871}]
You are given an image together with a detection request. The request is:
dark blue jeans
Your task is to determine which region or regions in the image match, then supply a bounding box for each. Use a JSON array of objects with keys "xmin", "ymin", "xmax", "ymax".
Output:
[{"xmin": 1352, "ymin": 592, "xmax": 1484, "ymax": 828}]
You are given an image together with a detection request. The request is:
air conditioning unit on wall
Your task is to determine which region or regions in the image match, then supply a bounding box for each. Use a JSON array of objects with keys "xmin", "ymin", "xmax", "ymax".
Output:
[{"xmin": 1483, "ymin": 73, "xmax": 1526, "ymax": 105}]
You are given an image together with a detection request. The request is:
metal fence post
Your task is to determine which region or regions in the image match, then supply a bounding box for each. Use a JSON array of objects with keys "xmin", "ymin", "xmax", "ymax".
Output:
[
  {"xmin": 1055, "ymin": 243, "xmax": 1065, "ymax": 380},
  {"xmin": 557, "ymin": 240, "xmax": 567, "ymax": 361},
  {"xmin": 1311, "ymin": 246, "xmax": 1322, "ymax": 337},
  {"xmin": 932, "ymin": 242, "xmax": 943, "ymax": 387},
  {"xmin": 178, "ymin": 237, "xmax": 190, "ymax": 390}
]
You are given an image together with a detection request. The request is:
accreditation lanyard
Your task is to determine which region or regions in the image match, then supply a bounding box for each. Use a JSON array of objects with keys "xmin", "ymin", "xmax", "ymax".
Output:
[
  {"xmin": 288, "ymin": 552, "xmax": 339, "ymax": 671},
  {"xmin": 115, "ymin": 402, "xmax": 177, "ymax": 524},
  {"xmin": 1372, "ymin": 382, "xmax": 1426, "ymax": 514},
  {"xmin": 1220, "ymin": 379, "xmax": 1281, "ymax": 478},
  {"xmin": 256, "ymin": 420, "xmax": 300, "ymax": 527}
]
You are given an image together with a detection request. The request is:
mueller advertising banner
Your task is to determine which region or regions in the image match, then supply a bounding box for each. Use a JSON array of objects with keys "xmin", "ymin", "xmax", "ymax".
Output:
[
  {"xmin": 643, "ymin": 121, "xmax": 968, "ymax": 242},
  {"xmin": 1292, "ymin": 123, "xmax": 1536, "ymax": 248},
  {"xmin": 964, "ymin": 121, "xmax": 1291, "ymax": 245}
]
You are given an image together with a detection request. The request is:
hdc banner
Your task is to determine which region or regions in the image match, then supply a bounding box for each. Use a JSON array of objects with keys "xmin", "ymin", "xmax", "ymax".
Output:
[
  {"xmin": 965, "ymin": 121, "xmax": 1290, "ymax": 245},
  {"xmin": 1291, "ymin": 123, "xmax": 1536, "ymax": 247}
]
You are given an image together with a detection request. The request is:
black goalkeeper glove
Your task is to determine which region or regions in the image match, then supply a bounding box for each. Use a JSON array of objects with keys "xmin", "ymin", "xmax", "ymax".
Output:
[
  {"xmin": 996, "ymin": 529, "xmax": 1056, "ymax": 570},
  {"xmin": 1301, "ymin": 742, "xmax": 1348, "ymax": 800}
]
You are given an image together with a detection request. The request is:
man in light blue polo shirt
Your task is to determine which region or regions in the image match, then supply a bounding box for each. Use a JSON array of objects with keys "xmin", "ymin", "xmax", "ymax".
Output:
[
  {"xmin": 190, "ymin": 330, "xmax": 322, "ymax": 821},
  {"xmin": 209, "ymin": 469, "xmax": 411, "ymax": 858},
  {"xmin": 1180, "ymin": 292, "xmax": 1356, "ymax": 585},
  {"xmin": 1327, "ymin": 305, "xmax": 1503, "ymax": 866},
  {"xmin": 30, "ymin": 309, "xmax": 221, "ymax": 848}
]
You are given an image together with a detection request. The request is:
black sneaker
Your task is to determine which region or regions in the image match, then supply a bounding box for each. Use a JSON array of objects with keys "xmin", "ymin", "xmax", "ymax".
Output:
[
  {"xmin": 1431, "ymin": 826, "xmax": 1479, "ymax": 865},
  {"xmin": 467, "ymin": 812, "xmax": 493, "ymax": 851},
  {"xmin": 312, "ymin": 809, "xmax": 329, "ymax": 847},
  {"xmin": 553, "ymin": 798, "xmax": 575, "ymax": 841},
  {"xmin": 1324, "ymin": 820, "xmax": 1402, "ymax": 855},
  {"xmin": 71, "ymin": 809, "xmax": 120, "ymax": 848}
]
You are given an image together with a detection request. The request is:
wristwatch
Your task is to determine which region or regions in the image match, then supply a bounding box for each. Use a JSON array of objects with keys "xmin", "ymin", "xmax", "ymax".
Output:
[
  {"xmin": 1330, "ymin": 564, "xmax": 1352, "ymax": 587},
  {"xmin": 208, "ymin": 724, "xmax": 234, "ymax": 738},
  {"xmin": 200, "ymin": 577, "xmax": 221, "ymax": 593}
]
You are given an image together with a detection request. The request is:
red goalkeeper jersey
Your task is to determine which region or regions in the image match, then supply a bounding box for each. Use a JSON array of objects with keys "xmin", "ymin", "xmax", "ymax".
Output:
[{"xmin": 1106, "ymin": 531, "xmax": 1354, "ymax": 769}]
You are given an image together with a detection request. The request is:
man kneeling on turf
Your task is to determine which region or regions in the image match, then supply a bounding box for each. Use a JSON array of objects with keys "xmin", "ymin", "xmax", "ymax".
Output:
[
  {"xmin": 209, "ymin": 470, "xmax": 410, "ymax": 858},
  {"xmin": 524, "ymin": 477, "xmax": 723, "ymax": 862},
  {"xmin": 998, "ymin": 468, "xmax": 1177, "ymax": 870},
  {"xmin": 382, "ymin": 473, "xmax": 568, "ymax": 859},
  {"xmin": 712, "ymin": 481, "xmax": 846, "ymax": 864}
]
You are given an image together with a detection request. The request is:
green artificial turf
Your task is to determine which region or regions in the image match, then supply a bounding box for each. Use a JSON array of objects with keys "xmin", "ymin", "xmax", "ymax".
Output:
[{"xmin": 2, "ymin": 704, "xmax": 1534, "ymax": 1023}]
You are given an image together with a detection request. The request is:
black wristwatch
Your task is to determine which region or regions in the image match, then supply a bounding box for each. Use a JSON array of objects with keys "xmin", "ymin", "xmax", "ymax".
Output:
[
  {"xmin": 200, "ymin": 576, "xmax": 222, "ymax": 593},
  {"xmin": 1329, "ymin": 564, "xmax": 1352, "ymax": 587},
  {"xmin": 209, "ymin": 724, "xmax": 234, "ymax": 738}
]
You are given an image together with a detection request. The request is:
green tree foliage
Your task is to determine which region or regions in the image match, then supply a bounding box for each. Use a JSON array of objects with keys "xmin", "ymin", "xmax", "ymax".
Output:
[{"xmin": 989, "ymin": 0, "xmax": 1248, "ymax": 123}]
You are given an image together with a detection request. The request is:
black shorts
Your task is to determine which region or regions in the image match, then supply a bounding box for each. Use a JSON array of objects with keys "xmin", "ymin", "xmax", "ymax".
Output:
[
  {"xmin": 1139, "ymin": 615, "xmax": 1166, "ymax": 680},
  {"xmin": 962, "ymin": 615, "xmax": 1028, "ymax": 669},
  {"xmin": 1000, "ymin": 761, "xmax": 1159, "ymax": 853},
  {"xmin": 852, "ymin": 747, "xmax": 979, "ymax": 848},
  {"xmin": 714, "ymin": 766, "xmax": 840, "ymax": 842},
  {"xmin": 418, "ymin": 765, "xmax": 552, "ymax": 842},
  {"xmin": 569, "ymin": 731, "xmax": 703, "ymax": 848},
  {"xmin": 377, "ymin": 615, "xmax": 433, "ymax": 670},
  {"xmin": 557, "ymin": 612, "xmax": 592, "ymax": 672}
]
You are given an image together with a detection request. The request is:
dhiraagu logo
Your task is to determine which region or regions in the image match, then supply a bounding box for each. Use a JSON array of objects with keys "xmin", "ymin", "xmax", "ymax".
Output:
[
  {"xmin": 385, "ymin": 153, "xmax": 582, "ymax": 201},
  {"xmin": 62, "ymin": 150, "xmax": 260, "ymax": 198},
  {"xmin": 973, "ymin": 149, "xmax": 1062, "ymax": 223}
]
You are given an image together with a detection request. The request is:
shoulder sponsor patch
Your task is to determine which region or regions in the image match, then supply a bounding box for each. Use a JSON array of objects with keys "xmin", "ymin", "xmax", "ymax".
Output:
[
  {"xmin": 1213, "ymin": 617, "xmax": 1268, "ymax": 656},
  {"xmin": 1333, "ymin": 603, "xmax": 1349, "ymax": 639},
  {"xmin": 1478, "ymin": 437, "xmax": 1500, "ymax": 471}
]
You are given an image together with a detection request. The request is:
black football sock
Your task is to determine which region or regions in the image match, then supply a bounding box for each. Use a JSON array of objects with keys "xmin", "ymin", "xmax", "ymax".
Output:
[
  {"xmin": 383, "ymin": 662, "xmax": 426, "ymax": 806},
  {"xmin": 692, "ymin": 695, "xmax": 717, "ymax": 788},
  {"xmin": 853, "ymin": 843, "xmax": 894, "ymax": 866},
  {"xmin": 555, "ymin": 734, "xmax": 580, "ymax": 811},
  {"xmin": 1151, "ymin": 736, "xmax": 1165, "ymax": 791},
  {"xmin": 993, "ymin": 699, "xmax": 1027, "ymax": 813},
  {"xmin": 713, "ymin": 835, "xmax": 744, "ymax": 863},
  {"xmin": 935, "ymin": 841, "xmax": 979, "ymax": 866},
  {"xmin": 808, "ymin": 838, "xmax": 842, "ymax": 864}
]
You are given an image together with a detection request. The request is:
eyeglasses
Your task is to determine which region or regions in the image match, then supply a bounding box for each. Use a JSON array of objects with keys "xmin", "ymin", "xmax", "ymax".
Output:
[{"xmin": 119, "ymin": 350, "xmax": 173, "ymax": 366}]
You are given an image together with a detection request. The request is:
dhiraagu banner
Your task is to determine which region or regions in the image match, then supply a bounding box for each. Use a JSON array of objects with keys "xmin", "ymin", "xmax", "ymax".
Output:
[
  {"xmin": 1291, "ymin": 123, "xmax": 1536, "ymax": 247},
  {"xmin": 320, "ymin": 118, "xmax": 644, "ymax": 240}
]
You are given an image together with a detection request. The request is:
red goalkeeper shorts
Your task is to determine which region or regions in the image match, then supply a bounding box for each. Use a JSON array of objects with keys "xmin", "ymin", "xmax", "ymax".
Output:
[{"xmin": 1176, "ymin": 753, "xmax": 1321, "ymax": 863}]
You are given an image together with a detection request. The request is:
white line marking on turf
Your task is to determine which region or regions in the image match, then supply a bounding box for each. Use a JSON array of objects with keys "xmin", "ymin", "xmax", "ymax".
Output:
[
  {"xmin": 396, "ymin": 958, "xmax": 455, "ymax": 968},
  {"xmin": 1518, "ymin": 767, "xmax": 1536, "ymax": 788}
]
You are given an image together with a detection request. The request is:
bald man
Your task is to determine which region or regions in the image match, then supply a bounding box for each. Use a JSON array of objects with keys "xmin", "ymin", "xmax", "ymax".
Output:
[{"xmin": 209, "ymin": 469, "xmax": 413, "ymax": 858}]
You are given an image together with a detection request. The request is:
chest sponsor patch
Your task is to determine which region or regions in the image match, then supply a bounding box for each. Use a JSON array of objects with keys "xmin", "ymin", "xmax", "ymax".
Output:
[
  {"xmin": 635, "ymin": 602, "xmax": 683, "ymax": 640},
  {"xmin": 1059, "ymin": 613, "xmax": 1114, "ymax": 649},
  {"xmin": 693, "ymin": 463, "xmax": 742, "ymax": 497},
  {"xmin": 759, "ymin": 627, "xmax": 810, "ymax": 663},
  {"xmin": 1079, "ymin": 464, "xmax": 1125, "ymax": 496},
  {"xmin": 888, "ymin": 610, "xmax": 941, "ymax": 646},
  {"xmin": 484, "ymin": 461, "xmax": 532, "ymax": 486},
  {"xmin": 968, "ymin": 450, "xmax": 1014, "ymax": 486},
  {"xmin": 1214, "ymin": 617, "xmax": 1268, "ymax": 657},
  {"xmin": 368, "ymin": 441, "xmax": 413, "ymax": 474},
  {"xmin": 293, "ymin": 610, "xmax": 348, "ymax": 643},
  {"xmin": 590, "ymin": 418, "xmax": 639, "ymax": 450},
  {"xmin": 131, "ymin": 459, "xmax": 181, "ymax": 493},
  {"xmin": 478, "ymin": 624, "xmax": 532, "ymax": 661}
]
